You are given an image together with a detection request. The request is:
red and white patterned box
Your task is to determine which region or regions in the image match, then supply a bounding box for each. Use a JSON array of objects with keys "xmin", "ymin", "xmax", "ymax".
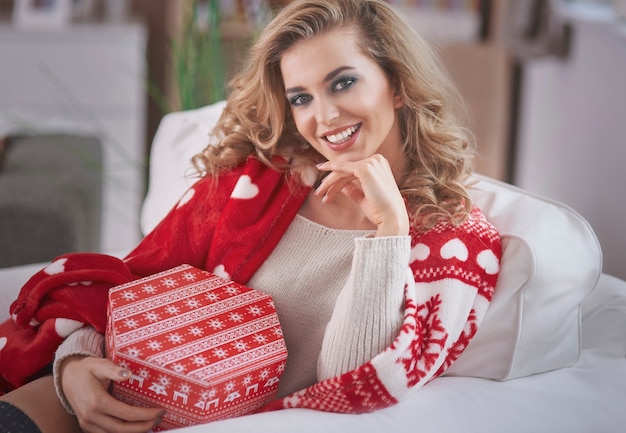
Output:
[{"xmin": 106, "ymin": 264, "xmax": 287, "ymax": 431}]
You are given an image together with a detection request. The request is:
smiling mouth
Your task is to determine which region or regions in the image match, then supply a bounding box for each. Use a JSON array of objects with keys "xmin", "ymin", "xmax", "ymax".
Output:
[{"xmin": 324, "ymin": 124, "xmax": 361, "ymax": 144}]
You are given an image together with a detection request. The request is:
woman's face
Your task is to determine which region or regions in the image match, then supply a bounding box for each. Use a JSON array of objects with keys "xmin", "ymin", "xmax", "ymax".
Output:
[{"xmin": 280, "ymin": 28, "xmax": 404, "ymax": 167}]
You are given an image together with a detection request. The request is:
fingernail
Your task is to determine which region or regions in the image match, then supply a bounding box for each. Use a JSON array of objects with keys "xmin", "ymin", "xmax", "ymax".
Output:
[{"xmin": 118, "ymin": 369, "xmax": 130, "ymax": 378}]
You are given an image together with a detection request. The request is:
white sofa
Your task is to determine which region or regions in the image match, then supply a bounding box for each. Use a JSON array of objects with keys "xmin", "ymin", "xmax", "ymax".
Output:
[{"xmin": 2, "ymin": 101, "xmax": 626, "ymax": 433}]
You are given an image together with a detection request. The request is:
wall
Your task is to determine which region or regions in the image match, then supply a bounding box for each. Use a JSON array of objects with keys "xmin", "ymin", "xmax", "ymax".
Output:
[{"xmin": 514, "ymin": 16, "xmax": 626, "ymax": 280}]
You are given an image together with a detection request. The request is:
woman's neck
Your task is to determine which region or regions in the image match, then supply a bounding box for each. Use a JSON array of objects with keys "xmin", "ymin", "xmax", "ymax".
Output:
[{"xmin": 299, "ymin": 190, "xmax": 376, "ymax": 231}]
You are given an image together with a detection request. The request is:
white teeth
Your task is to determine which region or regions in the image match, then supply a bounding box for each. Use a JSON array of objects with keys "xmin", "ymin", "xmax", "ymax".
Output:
[{"xmin": 326, "ymin": 125, "xmax": 358, "ymax": 144}]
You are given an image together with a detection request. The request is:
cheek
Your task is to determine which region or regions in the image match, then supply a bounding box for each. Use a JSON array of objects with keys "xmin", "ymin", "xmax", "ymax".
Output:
[{"xmin": 291, "ymin": 110, "xmax": 314, "ymax": 139}]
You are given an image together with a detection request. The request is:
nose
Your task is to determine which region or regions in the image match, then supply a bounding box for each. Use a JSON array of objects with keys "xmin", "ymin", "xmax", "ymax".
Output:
[{"xmin": 314, "ymin": 96, "xmax": 339, "ymax": 125}]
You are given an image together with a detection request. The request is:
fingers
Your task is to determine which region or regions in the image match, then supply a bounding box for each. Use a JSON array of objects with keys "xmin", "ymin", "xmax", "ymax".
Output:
[
  {"xmin": 76, "ymin": 380, "xmax": 165, "ymax": 433},
  {"xmin": 315, "ymin": 154, "xmax": 395, "ymax": 204},
  {"xmin": 315, "ymin": 171, "xmax": 355, "ymax": 203},
  {"xmin": 88, "ymin": 356, "xmax": 132, "ymax": 384},
  {"xmin": 315, "ymin": 155, "xmax": 409, "ymax": 236},
  {"xmin": 62, "ymin": 357, "xmax": 165, "ymax": 433}
]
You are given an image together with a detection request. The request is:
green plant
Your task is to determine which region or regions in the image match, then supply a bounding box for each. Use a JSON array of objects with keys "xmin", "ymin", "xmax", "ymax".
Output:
[{"xmin": 171, "ymin": 0, "xmax": 226, "ymax": 111}]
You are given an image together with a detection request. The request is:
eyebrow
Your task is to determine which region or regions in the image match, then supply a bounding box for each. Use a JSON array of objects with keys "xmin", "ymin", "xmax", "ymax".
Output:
[{"xmin": 284, "ymin": 66, "xmax": 355, "ymax": 95}]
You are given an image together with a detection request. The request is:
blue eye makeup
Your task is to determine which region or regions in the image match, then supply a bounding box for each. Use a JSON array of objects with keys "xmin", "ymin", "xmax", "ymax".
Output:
[
  {"xmin": 332, "ymin": 76, "xmax": 357, "ymax": 92},
  {"xmin": 289, "ymin": 94, "xmax": 312, "ymax": 107},
  {"xmin": 286, "ymin": 74, "xmax": 358, "ymax": 107}
]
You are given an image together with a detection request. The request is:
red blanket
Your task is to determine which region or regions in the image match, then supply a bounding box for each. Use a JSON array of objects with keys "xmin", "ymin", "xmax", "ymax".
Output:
[{"xmin": 0, "ymin": 157, "xmax": 501, "ymax": 414}]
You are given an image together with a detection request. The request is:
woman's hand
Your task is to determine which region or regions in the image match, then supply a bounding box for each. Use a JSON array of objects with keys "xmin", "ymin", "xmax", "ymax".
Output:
[
  {"xmin": 315, "ymin": 154, "xmax": 410, "ymax": 237},
  {"xmin": 60, "ymin": 355, "xmax": 165, "ymax": 433}
]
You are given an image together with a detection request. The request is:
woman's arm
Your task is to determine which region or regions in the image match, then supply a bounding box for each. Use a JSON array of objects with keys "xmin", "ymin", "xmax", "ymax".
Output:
[{"xmin": 317, "ymin": 235, "xmax": 410, "ymax": 379}]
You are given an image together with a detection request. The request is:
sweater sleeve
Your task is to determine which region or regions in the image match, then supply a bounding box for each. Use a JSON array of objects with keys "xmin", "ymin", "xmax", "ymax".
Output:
[
  {"xmin": 52, "ymin": 327, "xmax": 104, "ymax": 414},
  {"xmin": 317, "ymin": 235, "xmax": 410, "ymax": 380}
]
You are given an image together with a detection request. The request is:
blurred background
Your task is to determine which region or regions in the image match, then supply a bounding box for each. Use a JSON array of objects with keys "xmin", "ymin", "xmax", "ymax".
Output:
[{"xmin": 0, "ymin": 0, "xmax": 624, "ymax": 279}]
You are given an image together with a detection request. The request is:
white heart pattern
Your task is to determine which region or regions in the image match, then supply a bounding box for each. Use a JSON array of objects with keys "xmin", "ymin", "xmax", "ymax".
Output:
[
  {"xmin": 68, "ymin": 281, "xmax": 93, "ymax": 287},
  {"xmin": 213, "ymin": 264, "xmax": 231, "ymax": 280},
  {"xmin": 231, "ymin": 175, "xmax": 259, "ymax": 200},
  {"xmin": 477, "ymin": 249, "xmax": 500, "ymax": 275},
  {"xmin": 44, "ymin": 258, "xmax": 68, "ymax": 275},
  {"xmin": 0, "ymin": 337, "xmax": 6, "ymax": 351},
  {"xmin": 176, "ymin": 188, "xmax": 196, "ymax": 209},
  {"xmin": 55, "ymin": 318, "xmax": 85, "ymax": 338},
  {"xmin": 440, "ymin": 238, "xmax": 469, "ymax": 261},
  {"xmin": 410, "ymin": 243, "xmax": 430, "ymax": 262}
]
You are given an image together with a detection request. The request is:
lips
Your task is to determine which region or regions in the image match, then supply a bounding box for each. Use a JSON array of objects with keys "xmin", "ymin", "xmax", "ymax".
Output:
[{"xmin": 323, "ymin": 124, "xmax": 361, "ymax": 151}]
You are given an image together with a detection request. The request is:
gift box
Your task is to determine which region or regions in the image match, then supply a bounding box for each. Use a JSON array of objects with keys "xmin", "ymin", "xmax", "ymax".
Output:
[{"xmin": 106, "ymin": 264, "xmax": 288, "ymax": 431}]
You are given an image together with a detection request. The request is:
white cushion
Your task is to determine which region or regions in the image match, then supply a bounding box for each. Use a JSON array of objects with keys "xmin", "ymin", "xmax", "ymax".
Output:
[
  {"xmin": 140, "ymin": 100, "xmax": 226, "ymax": 235},
  {"xmin": 141, "ymin": 103, "xmax": 603, "ymax": 381},
  {"xmin": 446, "ymin": 176, "xmax": 602, "ymax": 379}
]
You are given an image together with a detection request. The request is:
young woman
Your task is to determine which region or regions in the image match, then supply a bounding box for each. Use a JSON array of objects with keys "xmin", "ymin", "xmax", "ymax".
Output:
[{"xmin": 0, "ymin": 1, "xmax": 501, "ymax": 432}]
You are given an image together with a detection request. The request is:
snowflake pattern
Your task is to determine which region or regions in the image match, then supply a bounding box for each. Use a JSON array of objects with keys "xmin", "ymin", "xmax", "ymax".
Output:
[
  {"xmin": 146, "ymin": 340, "xmax": 163, "ymax": 351},
  {"xmin": 167, "ymin": 333, "xmax": 184, "ymax": 344},
  {"xmin": 213, "ymin": 348, "xmax": 229, "ymax": 359},
  {"xmin": 247, "ymin": 305, "xmax": 263, "ymax": 316},
  {"xmin": 184, "ymin": 298, "xmax": 201, "ymax": 309},
  {"xmin": 205, "ymin": 292, "xmax": 220, "ymax": 302},
  {"xmin": 165, "ymin": 305, "xmax": 180, "ymax": 315},
  {"xmin": 228, "ymin": 312, "xmax": 244, "ymax": 322},
  {"xmin": 200, "ymin": 388, "xmax": 217, "ymax": 400},
  {"xmin": 121, "ymin": 290, "xmax": 137, "ymax": 301},
  {"xmin": 179, "ymin": 383, "xmax": 192, "ymax": 394},
  {"xmin": 231, "ymin": 340, "xmax": 249, "ymax": 352},
  {"xmin": 126, "ymin": 347, "xmax": 142, "ymax": 358},
  {"xmin": 143, "ymin": 311, "xmax": 161, "ymax": 322},
  {"xmin": 188, "ymin": 326, "xmax": 204, "ymax": 337},
  {"xmin": 142, "ymin": 284, "xmax": 157, "ymax": 294},
  {"xmin": 252, "ymin": 333, "xmax": 268, "ymax": 344},
  {"xmin": 225, "ymin": 286, "xmax": 240, "ymax": 296},
  {"xmin": 208, "ymin": 319, "xmax": 224, "ymax": 330},
  {"xmin": 157, "ymin": 375, "xmax": 171, "ymax": 387},
  {"xmin": 181, "ymin": 272, "xmax": 197, "ymax": 282},
  {"xmin": 225, "ymin": 381, "xmax": 236, "ymax": 392},
  {"xmin": 123, "ymin": 318, "xmax": 139, "ymax": 329},
  {"xmin": 171, "ymin": 363, "xmax": 187, "ymax": 373},
  {"xmin": 161, "ymin": 277, "xmax": 178, "ymax": 288},
  {"xmin": 192, "ymin": 355, "xmax": 208, "ymax": 366}
]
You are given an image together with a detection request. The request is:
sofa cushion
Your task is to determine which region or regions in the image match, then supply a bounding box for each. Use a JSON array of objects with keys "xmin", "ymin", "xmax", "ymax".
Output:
[
  {"xmin": 445, "ymin": 175, "xmax": 602, "ymax": 379},
  {"xmin": 141, "ymin": 101, "xmax": 226, "ymax": 235}
]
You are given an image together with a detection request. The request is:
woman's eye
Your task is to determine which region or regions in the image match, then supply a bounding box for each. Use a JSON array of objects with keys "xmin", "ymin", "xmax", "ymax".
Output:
[
  {"xmin": 332, "ymin": 76, "xmax": 357, "ymax": 92},
  {"xmin": 289, "ymin": 94, "xmax": 312, "ymax": 107}
]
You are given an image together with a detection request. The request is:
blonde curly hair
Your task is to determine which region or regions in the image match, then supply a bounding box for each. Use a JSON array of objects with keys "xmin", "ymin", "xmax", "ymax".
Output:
[{"xmin": 192, "ymin": 0, "xmax": 475, "ymax": 227}]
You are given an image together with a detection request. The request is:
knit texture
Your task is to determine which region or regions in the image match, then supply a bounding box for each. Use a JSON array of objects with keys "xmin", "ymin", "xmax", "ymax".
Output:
[{"xmin": 0, "ymin": 157, "xmax": 501, "ymax": 416}]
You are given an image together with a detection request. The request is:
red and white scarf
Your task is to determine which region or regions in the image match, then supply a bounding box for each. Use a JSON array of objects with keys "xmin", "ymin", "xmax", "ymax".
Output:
[{"xmin": 0, "ymin": 157, "xmax": 501, "ymax": 414}]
